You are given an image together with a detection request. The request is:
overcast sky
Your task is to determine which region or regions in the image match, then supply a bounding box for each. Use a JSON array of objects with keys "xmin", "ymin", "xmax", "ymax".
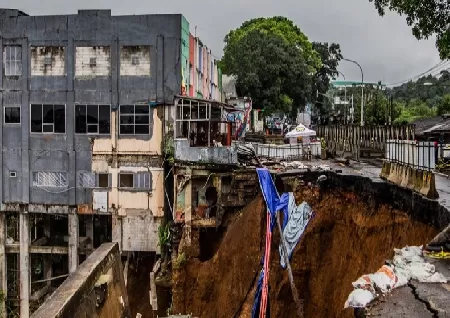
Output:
[{"xmin": 2, "ymin": 0, "xmax": 443, "ymax": 85}]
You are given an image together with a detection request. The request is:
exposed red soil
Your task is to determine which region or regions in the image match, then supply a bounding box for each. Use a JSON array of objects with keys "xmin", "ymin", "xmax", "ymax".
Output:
[{"xmin": 172, "ymin": 187, "xmax": 438, "ymax": 318}]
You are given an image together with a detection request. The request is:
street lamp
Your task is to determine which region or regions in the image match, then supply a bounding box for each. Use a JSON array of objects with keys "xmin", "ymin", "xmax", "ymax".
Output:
[
  {"xmin": 342, "ymin": 58, "xmax": 364, "ymax": 126},
  {"xmin": 337, "ymin": 71, "xmax": 349, "ymax": 124}
]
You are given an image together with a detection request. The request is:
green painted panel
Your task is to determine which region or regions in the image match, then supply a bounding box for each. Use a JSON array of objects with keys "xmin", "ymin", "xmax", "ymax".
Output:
[{"xmin": 181, "ymin": 15, "xmax": 190, "ymax": 92}]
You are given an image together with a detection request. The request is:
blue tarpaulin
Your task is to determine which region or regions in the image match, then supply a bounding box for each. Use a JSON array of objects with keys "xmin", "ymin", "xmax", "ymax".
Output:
[{"xmin": 255, "ymin": 168, "xmax": 289, "ymax": 230}]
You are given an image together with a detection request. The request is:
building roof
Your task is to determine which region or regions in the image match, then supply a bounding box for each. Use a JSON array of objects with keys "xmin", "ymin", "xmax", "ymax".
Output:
[
  {"xmin": 412, "ymin": 115, "xmax": 450, "ymax": 135},
  {"xmin": 331, "ymin": 80, "xmax": 386, "ymax": 88}
]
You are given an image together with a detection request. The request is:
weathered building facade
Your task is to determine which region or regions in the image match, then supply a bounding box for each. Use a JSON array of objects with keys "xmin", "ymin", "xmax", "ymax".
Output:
[{"xmin": 0, "ymin": 8, "xmax": 223, "ymax": 317}]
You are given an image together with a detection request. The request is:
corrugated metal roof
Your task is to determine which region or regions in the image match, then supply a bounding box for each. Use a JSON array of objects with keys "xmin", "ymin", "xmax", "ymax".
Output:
[{"xmin": 412, "ymin": 116, "xmax": 450, "ymax": 135}]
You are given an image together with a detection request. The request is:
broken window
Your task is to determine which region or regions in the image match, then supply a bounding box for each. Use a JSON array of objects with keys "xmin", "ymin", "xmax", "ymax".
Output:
[
  {"xmin": 30, "ymin": 104, "xmax": 66, "ymax": 133},
  {"xmin": 119, "ymin": 105, "xmax": 150, "ymax": 135},
  {"xmin": 119, "ymin": 173, "xmax": 134, "ymax": 188},
  {"xmin": 32, "ymin": 172, "xmax": 67, "ymax": 187},
  {"xmin": 4, "ymin": 106, "xmax": 20, "ymax": 124},
  {"xmin": 75, "ymin": 104, "xmax": 110, "ymax": 134},
  {"xmin": 4, "ymin": 46, "xmax": 22, "ymax": 76}
]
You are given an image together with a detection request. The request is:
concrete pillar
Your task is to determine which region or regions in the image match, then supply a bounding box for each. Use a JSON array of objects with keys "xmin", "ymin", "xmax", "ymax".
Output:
[
  {"xmin": 43, "ymin": 256, "xmax": 53, "ymax": 288},
  {"xmin": 85, "ymin": 215, "xmax": 94, "ymax": 253},
  {"xmin": 19, "ymin": 212, "xmax": 30, "ymax": 318},
  {"xmin": 0, "ymin": 213, "xmax": 7, "ymax": 318},
  {"xmin": 68, "ymin": 213, "xmax": 79, "ymax": 274}
]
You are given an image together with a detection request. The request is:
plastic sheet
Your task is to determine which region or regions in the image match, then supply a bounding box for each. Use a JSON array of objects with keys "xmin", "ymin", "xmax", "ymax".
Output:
[{"xmin": 279, "ymin": 194, "xmax": 313, "ymax": 269}]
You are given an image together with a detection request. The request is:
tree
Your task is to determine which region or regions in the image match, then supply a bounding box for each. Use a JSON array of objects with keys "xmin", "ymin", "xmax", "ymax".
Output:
[
  {"xmin": 221, "ymin": 17, "xmax": 320, "ymax": 115},
  {"xmin": 311, "ymin": 42, "xmax": 342, "ymax": 122},
  {"xmin": 229, "ymin": 28, "xmax": 312, "ymax": 115},
  {"xmin": 369, "ymin": 0, "xmax": 450, "ymax": 58},
  {"xmin": 221, "ymin": 17, "xmax": 321, "ymax": 75},
  {"xmin": 437, "ymin": 94, "xmax": 450, "ymax": 115},
  {"xmin": 394, "ymin": 99, "xmax": 436, "ymax": 124}
]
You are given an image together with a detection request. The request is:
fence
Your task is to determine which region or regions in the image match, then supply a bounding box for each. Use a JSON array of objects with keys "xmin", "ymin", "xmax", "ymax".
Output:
[
  {"xmin": 316, "ymin": 125, "xmax": 415, "ymax": 159},
  {"xmin": 252, "ymin": 142, "xmax": 321, "ymax": 161},
  {"xmin": 385, "ymin": 140, "xmax": 443, "ymax": 171}
]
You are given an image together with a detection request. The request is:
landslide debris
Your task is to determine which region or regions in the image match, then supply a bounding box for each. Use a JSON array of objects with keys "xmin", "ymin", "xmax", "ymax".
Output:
[{"xmin": 172, "ymin": 184, "xmax": 438, "ymax": 318}]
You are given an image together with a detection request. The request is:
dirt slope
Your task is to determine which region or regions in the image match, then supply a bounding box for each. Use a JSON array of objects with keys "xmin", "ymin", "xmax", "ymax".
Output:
[{"xmin": 173, "ymin": 188, "xmax": 437, "ymax": 318}]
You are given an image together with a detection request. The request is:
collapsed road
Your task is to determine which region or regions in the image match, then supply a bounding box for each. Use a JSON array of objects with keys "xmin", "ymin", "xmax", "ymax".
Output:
[{"xmin": 169, "ymin": 160, "xmax": 450, "ymax": 318}]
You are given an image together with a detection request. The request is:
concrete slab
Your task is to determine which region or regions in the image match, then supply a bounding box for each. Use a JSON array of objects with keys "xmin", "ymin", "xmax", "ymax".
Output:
[
  {"xmin": 367, "ymin": 286, "xmax": 433, "ymax": 317},
  {"xmin": 412, "ymin": 281, "xmax": 450, "ymax": 317}
]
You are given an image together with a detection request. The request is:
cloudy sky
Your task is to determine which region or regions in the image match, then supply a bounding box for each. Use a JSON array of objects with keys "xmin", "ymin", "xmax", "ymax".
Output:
[{"xmin": 2, "ymin": 0, "xmax": 443, "ymax": 85}]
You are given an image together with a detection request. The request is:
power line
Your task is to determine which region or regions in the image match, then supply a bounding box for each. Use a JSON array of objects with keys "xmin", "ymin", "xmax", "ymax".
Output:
[{"xmin": 387, "ymin": 60, "xmax": 449, "ymax": 86}]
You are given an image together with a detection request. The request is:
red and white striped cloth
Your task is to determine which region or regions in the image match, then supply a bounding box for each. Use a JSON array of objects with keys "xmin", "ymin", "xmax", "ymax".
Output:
[{"xmin": 259, "ymin": 210, "xmax": 272, "ymax": 318}]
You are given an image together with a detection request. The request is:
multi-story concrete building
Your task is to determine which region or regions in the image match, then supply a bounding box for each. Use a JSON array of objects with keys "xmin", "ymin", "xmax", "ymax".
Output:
[{"xmin": 0, "ymin": 8, "xmax": 223, "ymax": 317}]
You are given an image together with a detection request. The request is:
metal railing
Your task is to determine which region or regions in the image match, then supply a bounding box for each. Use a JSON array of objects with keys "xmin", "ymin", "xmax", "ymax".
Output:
[
  {"xmin": 251, "ymin": 142, "xmax": 321, "ymax": 161},
  {"xmin": 385, "ymin": 140, "xmax": 445, "ymax": 171}
]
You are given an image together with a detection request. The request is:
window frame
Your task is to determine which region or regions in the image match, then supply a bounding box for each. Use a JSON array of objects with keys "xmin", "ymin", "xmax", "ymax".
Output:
[
  {"xmin": 135, "ymin": 172, "xmax": 151, "ymax": 189},
  {"xmin": 118, "ymin": 173, "xmax": 134, "ymax": 188},
  {"xmin": 74, "ymin": 104, "xmax": 111, "ymax": 135},
  {"xmin": 32, "ymin": 171, "xmax": 68, "ymax": 188},
  {"xmin": 119, "ymin": 104, "xmax": 151, "ymax": 136},
  {"xmin": 4, "ymin": 46, "xmax": 22, "ymax": 77},
  {"xmin": 4, "ymin": 106, "xmax": 21, "ymax": 124},
  {"xmin": 77, "ymin": 171, "xmax": 112, "ymax": 188},
  {"xmin": 118, "ymin": 172, "xmax": 152, "ymax": 190},
  {"xmin": 30, "ymin": 104, "xmax": 67, "ymax": 134}
]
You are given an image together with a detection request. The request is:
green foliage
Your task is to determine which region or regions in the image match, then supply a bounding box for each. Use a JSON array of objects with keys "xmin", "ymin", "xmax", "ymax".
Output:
[
  {"xmin": 222, "ymin": 17, "xmax": 321, "ymax": 74},
  {"xmin": 158, "ymin": 223, "xmax": 171, "ymax": 248},
  {"xmin": 223, "ymin": 27, "xmax": 313, "ymax": 115},
  {"xmin": 369, "ymin": 0, "xmax": 450, "ymax": 59},
  {"xmin": 221, "ymin": 17, "xmax": 342, "ymax": 118},
  {"xmin": 390, "ymin": 72, "xmax": 450, "ymax": 106},
  {"xmin": 311, "ymin": 42, "xmax": 343, "ymax": 122},
  {"xmin": 173, "ymin": 252, "xmax": 187, "ymax": 269},
  {"xmin": 437, "ymin": 94, "xmax": 450, "ymax": 115},
  {"xmin": 394, "ymin": 100, "xmax": 436, "ymax": 124}
]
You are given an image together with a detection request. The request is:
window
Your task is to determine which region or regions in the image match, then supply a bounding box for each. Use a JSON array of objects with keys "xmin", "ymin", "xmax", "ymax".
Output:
[
  {"xmin": 89, "ymin": 57, "xmax": 97, "ymax": 66},
  {"xmin": 4, "ymin": 106, "xmax": 20, "ymax": 124},
  {"xmin": 10, "ymin": 171, "xmax": 17, "ymax": 178},
  {"xmin": 77, "ymin": 172, "xmax": 111, "ymax": 188},
  {"xmin": 135, "ymin": 172, "xmax": 151, "ymax": 188},
  {"xmin": 98, "ymin": 173, "xmax": 109, "ymax": 188},
  {"xmin": 4, "ymin": 46, "xmax": 22, "ymax": 76},
  {"xmin": 119, "ymin": 105, "xmax": 150, "ymax": 135},
  {"xmin": 119, "ymin": 173, "xmax": 134, "ymax": 188},
  {"xmin": 78, "ymin": 172, "xmax": 95, "ymax": 188},
  {"xmin": 30, "ymin": 104, "xmax": 66, "ymax": 133},
  {"xmin": 75, "ymin": 105, "xmax": 110, "ymax": 134},
  {"xmin": 118, "ymin": 172, "xmax": 151, "ymax": 189},
  {"xmin": 33, "ymin": 172, "xmax": 67, "ymax": 187}
]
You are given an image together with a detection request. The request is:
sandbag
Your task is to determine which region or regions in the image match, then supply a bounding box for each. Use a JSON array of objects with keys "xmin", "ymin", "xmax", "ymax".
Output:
[{"xmin": 344, "ymin": 289, "xmax": 375, "ymax": 309}]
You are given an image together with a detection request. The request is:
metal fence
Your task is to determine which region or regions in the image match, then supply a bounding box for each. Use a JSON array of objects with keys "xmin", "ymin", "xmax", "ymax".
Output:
[
  {"xmin": 385, "ymin": 140, "xmax": 443, "ymax": 170},
  {"xmin": 252, "ymin": 142, "xmax": 321, "ymax": 161}
]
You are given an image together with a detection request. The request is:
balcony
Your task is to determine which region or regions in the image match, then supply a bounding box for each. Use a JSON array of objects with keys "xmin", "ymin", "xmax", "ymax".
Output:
[
  {"xmin": 173, "ymin": 96, "xmax": 239, "ymax": 165},
  {"xmin": 174, "ymin": 139, "xmax": 237, "ymax": 165}
]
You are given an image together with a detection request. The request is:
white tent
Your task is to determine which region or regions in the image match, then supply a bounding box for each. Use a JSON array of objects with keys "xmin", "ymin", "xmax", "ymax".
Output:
[{"xmin": 285, "ymin": 124, "xmax": 316, "ymax": 138}]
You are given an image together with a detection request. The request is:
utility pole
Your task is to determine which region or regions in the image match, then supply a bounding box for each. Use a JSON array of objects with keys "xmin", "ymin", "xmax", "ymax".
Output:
[{"xmin": 342, "ymin": 58, "xmax": 364, "ymax": 126}]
